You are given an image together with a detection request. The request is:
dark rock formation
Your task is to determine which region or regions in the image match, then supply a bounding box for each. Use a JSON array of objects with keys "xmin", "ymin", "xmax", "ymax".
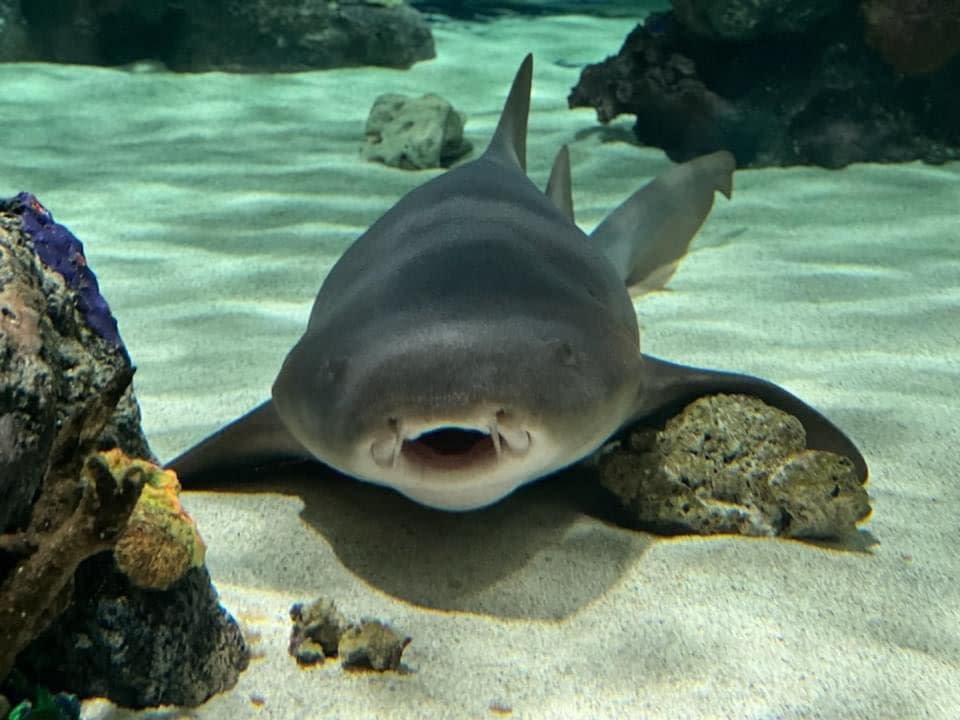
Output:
[
  {"xmin": 3, "ymin": 0, "xmax": 435, "ymax": 71},
  {"xmin": 410, "ymin": 0, "xmax": 642, "ymax": 18},
  {"xmin": 0, "ymin": 195, "xmax": 147, "ymax": 534},
  {"xmin": 671, "ymin": 0, "xmax": 842, "ymax": 40},
  {"xmin": 0, "ymin": 1, "xmax": 32, "ymax": 62},
  {"xmin": 18, "ymin": 554, "xmax": 249, "ymax": 708},
  {"xmin": 170, "ymin": 0, "xmax": 435, "ymax": 72},
  {"xmin": 363, "ymin": 93, "xmax": 473, "ymax": 170},
  {"xmin": 0, "ymin": 197, "xmax": 248, "ymax": 707},
  {"xmin": 569, "ymin": 4, "xmax": 960, "ymax": 167},
  {"xmin": 599, "ymin": 394, "xmax": 871, "ymax": 539}
]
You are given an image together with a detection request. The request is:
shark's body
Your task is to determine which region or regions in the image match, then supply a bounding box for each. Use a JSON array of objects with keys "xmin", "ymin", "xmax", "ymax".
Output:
[{"xmin": 167, "ymin": 56, "xmax": 867, "ymax": 510}]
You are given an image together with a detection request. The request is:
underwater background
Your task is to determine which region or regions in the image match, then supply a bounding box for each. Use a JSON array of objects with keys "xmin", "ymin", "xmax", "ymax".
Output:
[{"xmin": 1, "ymin": 1, "xmax": 959, "ymax": 718}]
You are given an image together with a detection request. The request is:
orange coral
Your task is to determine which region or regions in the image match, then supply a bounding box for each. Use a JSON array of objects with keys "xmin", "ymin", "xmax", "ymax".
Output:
[{"xmin": 104, "ymin": 450, "xmax": 206, "ymax": 591}]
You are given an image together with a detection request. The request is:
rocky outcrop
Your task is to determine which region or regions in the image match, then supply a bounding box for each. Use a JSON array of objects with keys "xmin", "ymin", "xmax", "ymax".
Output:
[
  {"xmin": 599, "ymin": 394, "xmax": 871, "ymax": 539},
  {"xmin": 0, "ymin": 195, "xmax": 248, "ymax": 707},
  {"xmin": 569, "ymin": 3, "xmax": 960, "ymax": 167},
  {"xmin": 3, "ymin": 0, "xmax": 435, "ymax": 71},
  {"xmin": 18, "ymin": 555, "xmax": 249, "ymax": 708}
]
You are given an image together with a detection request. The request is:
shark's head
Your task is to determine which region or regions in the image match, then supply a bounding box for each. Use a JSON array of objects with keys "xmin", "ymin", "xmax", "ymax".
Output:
[{"xmin": 272, "ymin": 312, "xmax": 642, "ymax": 511}]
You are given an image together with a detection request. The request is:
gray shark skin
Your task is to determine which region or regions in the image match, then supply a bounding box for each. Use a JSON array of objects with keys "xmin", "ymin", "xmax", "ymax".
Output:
[{"xmin": 167, "ymin": 55, "xmax": 867, "ymax": 510}]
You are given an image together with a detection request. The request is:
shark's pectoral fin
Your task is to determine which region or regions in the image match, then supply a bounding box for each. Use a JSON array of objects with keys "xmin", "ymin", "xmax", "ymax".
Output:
[
  {"xmin": 591, "ymin": 150, "xmax": 735, "ymax": 294},
  {"xmin": 164, "ymin": 400, "xmax": 310, "ymax": 483},
  {"xmin": 630, "ymin": 354, "xmax": 868, "ymax": 483}
]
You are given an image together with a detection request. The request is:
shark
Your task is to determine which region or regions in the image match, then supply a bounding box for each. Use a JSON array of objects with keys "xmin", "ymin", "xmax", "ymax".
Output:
[{"xmin": 167, "ymin": 55, "xmax": 867, "ymax": 511}]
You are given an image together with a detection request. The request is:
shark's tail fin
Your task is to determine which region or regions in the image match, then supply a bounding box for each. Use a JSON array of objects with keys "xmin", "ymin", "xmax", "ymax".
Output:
[
  {"xmin": 591, "ymin": 150, "xmax": 736, "ymax": 295},
  {"xmin": 484, "ymin": 54, "xmax": 533, "ymax": 172}
]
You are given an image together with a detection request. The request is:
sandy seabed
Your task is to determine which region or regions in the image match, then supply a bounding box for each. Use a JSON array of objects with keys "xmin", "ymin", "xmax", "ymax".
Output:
[{"xmin": 1, "ymin": 10, "xmax": 959, "ymax": 720}]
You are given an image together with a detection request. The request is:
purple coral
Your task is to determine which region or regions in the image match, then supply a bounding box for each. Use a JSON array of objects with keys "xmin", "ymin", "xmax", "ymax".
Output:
[{"xmin": 2, "ymin": 192, "xmax": 122, "ymax": 347}]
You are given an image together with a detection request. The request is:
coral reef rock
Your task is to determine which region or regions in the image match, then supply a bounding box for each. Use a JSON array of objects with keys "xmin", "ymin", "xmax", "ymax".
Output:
[
  {"xmin": 0, "ymin": 194, "xmax": 149, "ymax": 534},
  {"xmin": 363, "ymin": 93, "xmax": 473, "ymax": 169},
  {"xmin": 18, "ymin": 554, "xmax": 249, "ymax": 708},
  {"xmin": 1, "ymin": 195, "xmax": 248, "ymax": 707},
  {"xmin": 599, "ymin": 394, "xmax": 871, "ymax": 539},
  {"xmin": 3, "ymin": 0, "xmax": 435, "ymax": 71},
  {"xmin": 569, "ymin": 6, "xmax": 960, "ymax": 167},
  {"xmin": 289, "ymin": 597, "xmax": 410, "ymax": 672}
]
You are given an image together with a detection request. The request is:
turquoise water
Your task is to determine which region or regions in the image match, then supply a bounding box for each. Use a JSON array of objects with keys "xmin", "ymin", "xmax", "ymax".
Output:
[{"xmin": 2, "ymin": 6, "xmax": 959, "ymax": 720}]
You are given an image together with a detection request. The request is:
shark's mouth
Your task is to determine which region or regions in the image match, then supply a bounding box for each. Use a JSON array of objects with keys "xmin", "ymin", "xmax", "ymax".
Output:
[
  {"xmin": 370, "ymin": 414, "xmax": 532, "ymax": 473},
  {"xmin": 402, "ymin": 428, "xmax": 498, "ymax": 470}
]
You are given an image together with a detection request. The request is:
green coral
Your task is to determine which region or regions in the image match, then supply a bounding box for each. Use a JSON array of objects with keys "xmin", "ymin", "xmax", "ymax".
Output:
[{"xmin": 2, "ymin": 671, "xmax": 79, "ymax": 720}]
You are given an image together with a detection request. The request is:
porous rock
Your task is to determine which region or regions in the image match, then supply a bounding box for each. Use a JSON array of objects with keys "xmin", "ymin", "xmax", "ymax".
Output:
[
  {"xmin": 599, "ymin": 394, "xmax": 870, "ymax": 539},
  {"xmin": 363, "ymin": 93, "xmax": 473, "ymax": 169},
  {"xmin": 288, "ymin": 597, "xmax": 410, "ymax": 672},
  {"xmin": 339, "ymin": 621, "xmax": 410, "ymax": 672},
  {"xmin": 0, "ymin": 197, "xmax": 248, "ymax": 706},
  {"xmin": 0, "ymin": 197, "xmax": 149, "ymax": 534},
  {"xmin": 289, "ymin": 597, "xmax": 347, "ymax": 665},
  {"xmin": 569, "ymin": 7, "xmax": 960, "ymax": 167},
  {"xmin": 18, "ymin": 554, "xmax": 249, "ymax": 708}
]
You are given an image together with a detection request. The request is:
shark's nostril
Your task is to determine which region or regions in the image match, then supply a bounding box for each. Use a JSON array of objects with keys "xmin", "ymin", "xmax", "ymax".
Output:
[{"xmin": 371, "ymin": 417, "xmax": 402, "ymax": 467}]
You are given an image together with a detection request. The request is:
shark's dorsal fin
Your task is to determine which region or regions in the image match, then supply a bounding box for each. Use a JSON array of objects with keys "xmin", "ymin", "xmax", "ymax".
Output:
[
  {"xmin": 484, "ymin": 54, "xmax": 533, "ymax": 171},
  {"xmin": 545, "ymin": 145, "xmax": 574, "ymax": 223}
]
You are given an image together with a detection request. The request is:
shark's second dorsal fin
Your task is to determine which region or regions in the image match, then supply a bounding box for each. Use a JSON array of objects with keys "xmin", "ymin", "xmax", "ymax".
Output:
[
  {"xmin": 545, "ymin": 145, "xmax": 574, "ymax": 222},
  {"xmin": 484, "ymin": 54, "xmax": 533, "ymax": 172}
]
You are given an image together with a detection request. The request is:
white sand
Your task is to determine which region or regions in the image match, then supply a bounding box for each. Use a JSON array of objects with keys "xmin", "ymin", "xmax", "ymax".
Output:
[{"xmin": 2, "ymin": 12, "xmax": 959, "ymax": 720}]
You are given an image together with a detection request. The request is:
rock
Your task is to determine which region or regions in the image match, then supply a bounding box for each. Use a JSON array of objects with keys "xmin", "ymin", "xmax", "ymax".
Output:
[
  {"xmin": 5, "ymin": 0, "xmax": 435, "ymax": 71},
  {"xmin": 0, "ymin": 0, "xmax": 33, "ymax": 62},
  {"xmin": 569, "ymin": 9, "xmax": 960, "ymax": 167},
  {"xmin": 363, "ymin": 93, "xmax": 473, "ymax": 169},
  {"xmin": 170, "ymin": 0, "xmax": 436, "ymax": 72},
  {"xmin": 861, "ymin": 0, "xmax": 960, "ymax": 75},
  {"xmin": 598, "ymin": 394, "xmax": 871, "ymax": 539},
  {"xmin": 768, "ymin": 450, "xmax": 872, "ymax": 539},
  {"xmin": 18, "ymin": 554, "xmax": 250, "ymax": 708},
  {"xmin": 0, "ymin": 194, "xmax": 150, "ymax": 534},
  {"xmin": 289, "ymin": 598, "xmax": 347, "ymax": 665},
  {"xmin": 339, "ymin": 621, "xmax": 410, "ymax": 672},
  {"xmin": 671, "ymin": 0, "xmax": 843, "ymax": 40},
  {"xmin": 410, "ymin": 0, "xmax": 642, "ymax": 19},
  {"xmin": 288, "ymin": 597, "xmax": 410, "ymax": 672},
  {"xmin": 1, "ymin": 194, "xmax": 248, "ymax": 707}
]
